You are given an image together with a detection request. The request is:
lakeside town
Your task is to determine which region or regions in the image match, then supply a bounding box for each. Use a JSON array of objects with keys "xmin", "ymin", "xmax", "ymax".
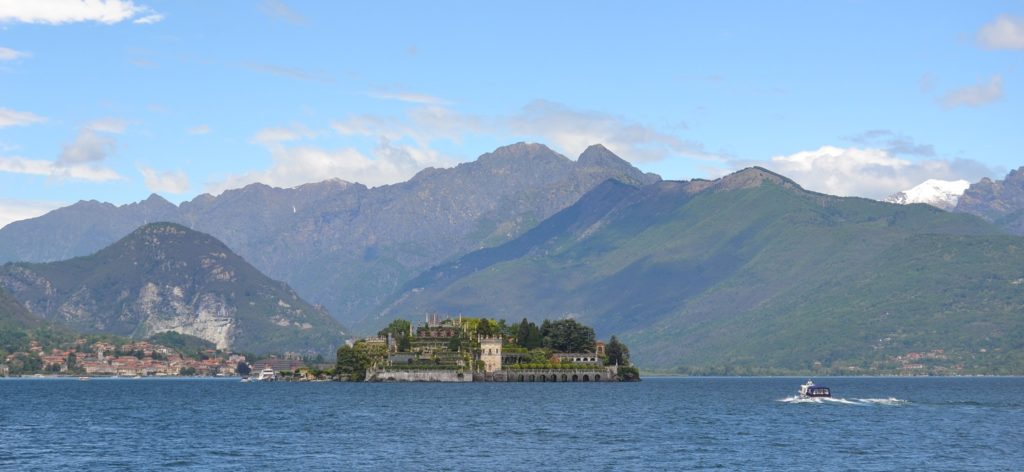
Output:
[{"xmin": 1, "ymin": 314, "xmax": 639, "ymax": 382}]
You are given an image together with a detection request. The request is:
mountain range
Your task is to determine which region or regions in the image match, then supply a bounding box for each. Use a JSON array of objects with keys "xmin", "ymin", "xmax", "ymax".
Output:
[
  {"xmin": 2, "ymin": 143, "xmax": 1024, "ymax": 372},
  {"xmin": 0, "ymin": 223, "xmax": 345, "ymax": 355},
  {"xmin": 0, "ymin": 143, "xmax": 657, "ymax": 332},
  {"xmin": 381, "ymin": 168, "xmax": 1024, "ymax": 371}
]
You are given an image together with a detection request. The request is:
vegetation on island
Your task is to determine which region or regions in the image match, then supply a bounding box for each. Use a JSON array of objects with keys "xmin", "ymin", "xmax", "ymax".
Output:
[{"xmin": 336, "ymin": 315, "xmax": 636, "ymax": 381}]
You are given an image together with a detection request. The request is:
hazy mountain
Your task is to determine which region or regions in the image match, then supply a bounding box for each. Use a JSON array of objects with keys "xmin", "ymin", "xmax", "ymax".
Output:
[
  {"xmin": 885, "ymin": 179, "xmax": 970, "ymax": 210},
  {"xmin": 0, "ymin": 143, "xmax": 659, "ymax": 331},
  {"xmin": 0, "ymin": 223, "xmax": 345, "ymax": 355},
  {"xmin": 0, "ymin": 286, "xmax": 43, "ymax": 330},
  {"xmin": 381, "ymin": 167, "xmax": 1024, "ymax": 372}
]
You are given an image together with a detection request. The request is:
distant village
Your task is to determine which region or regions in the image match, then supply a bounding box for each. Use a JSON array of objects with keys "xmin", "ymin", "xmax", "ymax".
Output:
[{"xmin": 1, "ymin": 313, "xmax": 639, "ymax": 382}]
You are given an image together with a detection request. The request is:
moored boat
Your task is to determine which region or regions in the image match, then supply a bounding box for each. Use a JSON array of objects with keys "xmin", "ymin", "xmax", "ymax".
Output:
[{"xmin": 799, "ymin": 379, "xmax": 831, "ymax": 398}]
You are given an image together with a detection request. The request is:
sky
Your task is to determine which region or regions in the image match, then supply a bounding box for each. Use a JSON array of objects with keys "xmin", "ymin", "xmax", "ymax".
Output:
[{"xmin": 1, "ymin": 1, "xmax": 1022, "ymax": 227}]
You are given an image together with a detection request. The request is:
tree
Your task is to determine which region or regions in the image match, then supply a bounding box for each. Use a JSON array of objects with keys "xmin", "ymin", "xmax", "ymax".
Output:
[
  {"xmin": 514, "ymin": 318, "xmax": 543, "ymax": 349},
  {"xmin": 236, "ymin": 361, "xmax": 251, "ymax": 376},
  {"xmin": 605, "ymin": 336, "xmax": 630, "ymax": 366},
  {"xmin": 542, "ymin": 319, "xmax": 596, "ymax": 353},
  {"xmin": 378, "ymin": 319, "xmax": 412, "ymax": 352},
  {"xmin": 335, "ymin": 344, "xmax": 370, "ymax": 381},
  {"xmin": 476, "ymin": 317, "xmax": 495, "ymax": 337}
]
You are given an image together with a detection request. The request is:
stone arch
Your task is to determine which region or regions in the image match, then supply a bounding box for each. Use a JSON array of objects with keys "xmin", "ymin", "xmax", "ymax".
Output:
[
  {"xmin": 572, "ymin": 374, "xmax": 579, "ymax": 382},
  {"xmin": 561, "ymin": 374, "xmax": 568, "ymax": 382},
  {"xmin": 528, "ymin": 374, "xmax": 535, "ymax": 382},
  {"xmin": 550, "ymin": 374, "xmax": 557, "ymax": 382},
  {"xmin": 539, "ymin": 375, "xmax": 546, "ymax": 382},
  {"xmin": 595, "ymin": 374, "xmax": 601, "ymax": 381},
  {"xmin": 582, "ymin": 374, "xmax": 590, "ymax": 382},
  {"xmin": 518, "ymin": 374, "xmax": 524, "ymax": 382}
]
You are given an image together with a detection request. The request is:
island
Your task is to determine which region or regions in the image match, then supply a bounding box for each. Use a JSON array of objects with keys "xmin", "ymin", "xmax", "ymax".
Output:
[{"xmin": 335, "ymin": 314, "xmax": 640, "ymax": 382}]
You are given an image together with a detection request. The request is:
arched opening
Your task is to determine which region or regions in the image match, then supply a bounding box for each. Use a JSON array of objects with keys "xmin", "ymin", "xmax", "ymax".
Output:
[
  {"xmin": 561, "ymin": 374, "xmax": 568, "ymax": 382},
  {"xmin": 518, "ymin": 374, "xmax": 524, "ymax": 382},
  {"xmin": 550, "ymin": 374, "xmax": 557, "ymax": 382},
  {"xmin": 582, "ymin": 375, "xmax": 590, "ymax": 382},
  {"xmin": 571, "ymin": 374, "xmax": 579, "ymax": 382},
  {"xmin": 539, "ymin": 375, "xmax": 546, "ymax": 382},
  {"xmin": 594, "ymin": 374, "xmax": 601, "ymax": 381}
]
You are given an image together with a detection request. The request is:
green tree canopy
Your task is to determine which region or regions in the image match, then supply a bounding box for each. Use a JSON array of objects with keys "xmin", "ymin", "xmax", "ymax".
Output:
[
  {"xmin": 541, "ymin": 319, "xmax": 596, "ymax": 353},
  {"xmin": 335, "ymin": 344, "xmax": 370, "ymax": 381},
  {"xmin": 605, "ymin": 335, "xmax": 630, "ymax": 366}
]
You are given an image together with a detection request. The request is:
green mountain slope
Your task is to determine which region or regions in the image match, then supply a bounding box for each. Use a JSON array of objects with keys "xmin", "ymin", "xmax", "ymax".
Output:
[
  {"xmin": 382, "ymin": 168, "xmax": 1024, "ymax": 373},
  {"xmin": 0, "ymin": 223, "xmax": 346, "ymax": 355}
]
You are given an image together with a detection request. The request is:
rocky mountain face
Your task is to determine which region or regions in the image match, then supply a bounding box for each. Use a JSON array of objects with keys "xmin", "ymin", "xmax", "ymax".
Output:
[
  {"xmin": 381, "ymin": 167, "xmax": 1024, "ymax": 372},
  {"xmin": 0, "ymin": 143, "xmax": 659, "ymax": 331},
  {"xmin": 0, "ymin": 286, "xmax": 42, "ymax": 330},
  {"xmin": 955, "ymin": 167, "xmax": 1024, "ymax": 234},
  {"xmin": 0, "ymin": 223, "xmax": 345, "ymax": 355},
  {"xmin": 885, "ymin": 179, "xmax": 970, "ymax": 210}
]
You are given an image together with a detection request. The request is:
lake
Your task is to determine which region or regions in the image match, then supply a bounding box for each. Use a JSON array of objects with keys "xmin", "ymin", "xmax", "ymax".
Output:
[{"xmin": 1, "ymin": 377, "xmax": 1021, "ymax": 471}]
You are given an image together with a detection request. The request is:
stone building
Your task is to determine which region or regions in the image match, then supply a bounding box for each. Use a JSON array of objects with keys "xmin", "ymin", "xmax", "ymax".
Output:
[{"xmin": 479, "ymin": 336, "xmax": 502, "ymax": 372}]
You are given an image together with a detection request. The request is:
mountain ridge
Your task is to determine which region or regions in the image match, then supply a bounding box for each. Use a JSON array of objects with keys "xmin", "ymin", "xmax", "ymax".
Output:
[{"xmin": 0, "ymin": 222, "xmax": 345, "ymax": 354}]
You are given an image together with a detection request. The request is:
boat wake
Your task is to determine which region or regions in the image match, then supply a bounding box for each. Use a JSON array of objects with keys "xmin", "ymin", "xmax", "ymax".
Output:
[{"xmin": 779, "ymin": 396, "xmax": 908, "ymax": 406}]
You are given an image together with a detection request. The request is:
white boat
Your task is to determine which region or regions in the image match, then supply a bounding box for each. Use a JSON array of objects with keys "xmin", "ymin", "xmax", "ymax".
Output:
[
  {"xmin": 254, "ymin": 368, "xmax": 276, "ymax": 381},
  {"xmin": 799, "ymin": 379, "xmax": 831, "ymax": 398}
]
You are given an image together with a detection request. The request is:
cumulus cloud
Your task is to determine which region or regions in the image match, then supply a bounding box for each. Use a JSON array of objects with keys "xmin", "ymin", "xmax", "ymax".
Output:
[
  {"xmin": 0, "ymin": 155, "xmax": 122, "ymax": 182},
  {"xmin": 941, "ymin": 75, "xmax": 1004, "ymax": 108},
  {"xmin": 0, "ymin": 198, "xmax": 65, "ymax": 229},
  {"xmin": 0, "ymin": 0, "xmax": 161, "ymax": 25},
  {"xmin": 978, "ymin": 14, "xmax": 1024, "ymax": 50},
  {"xmin": 0, "ymin": 46, "xmax": 29, "ymax": 61},
  {"xmin": 0, "ymin": 107, "xmax": 46, "ymax": 127},
  {"xmin": 58, "ymin": 129, "xmax": 116, "ymax": 165},
  {"xmin": 138, "ymin": 165, "xmax": 189, "ymax": 194},
  {"xmin": 731, "ymin": 146, "xmax": 993, "ymax": 200}
]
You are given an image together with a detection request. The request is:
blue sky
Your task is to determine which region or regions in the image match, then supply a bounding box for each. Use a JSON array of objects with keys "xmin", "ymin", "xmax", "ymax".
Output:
[{"xmin": 1, "ymin": 1, "xmax": 1022, "ymax": 227}]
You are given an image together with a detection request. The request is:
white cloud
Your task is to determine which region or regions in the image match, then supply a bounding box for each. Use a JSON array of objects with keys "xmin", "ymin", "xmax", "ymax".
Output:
[
  {"xmin": 85, "ymin": 117, "xmax": 128, "ymax": 134},
  {"xmin": 252, "ymin": 125, "xmax": 316, "ymax": 145},
  {"xmin": 505, "ymin": 100, "xmax": 723, "ymax": 163},
  {"xmin": 0, "ymin": 0, "xmax": 160, "ymax": 25},
  {"xmin": 138, "ymin": 165, "xmax": 189, "ymax": 194},
  {"xmin": 732, "ymin": 145, "xmax": 992, "ymax": 200},
  {"xmin": 0, "ymin": 155, "xmax": 122, "ymax": 182},
  {"xmin": 978, "ymin": 14, "xmax": 1024, "ymax": 50},
  {"xmin": 58, "ymin": 129, "xmax": 116, "ymax": 165},
  {"xmin": 941, "ymin": 75, "xmax": 1004, "ymax": 108},
  {"xmin": 0, "ymin": 198, "xmax": 66, "ymax": 229},
  {"xmin": 223, "ymin": 99, "xmax": 716, "ymax": 193},
  {"xmin": 187, "ymin": 124, "xmax": 210, "ymax": 135},
  {"xmin": 368, "ymin": 91, "xmax": 451, "ymax": 105},
  {"xmin": 208, "ymin": 138, "xmax": 455, "ymax": 194},
  {"xmin": 132, "ymin": 13, "xmax": 162, "ymax": 24},
  {"xmin": 332, "ymin": 99, "xmax": 720, "ymax": 163},
  {"xmin": 0, "ymin": 46, "xmax": 30, "ymax": 60},
  {"xmin": 0, "ymin": 107, "xmax": 46, "ymax": 127}
]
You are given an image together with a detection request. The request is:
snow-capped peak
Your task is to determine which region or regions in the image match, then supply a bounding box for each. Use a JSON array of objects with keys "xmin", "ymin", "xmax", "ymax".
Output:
[{"xmin": 884, "ymin": 179, "xmax": 971, "ymax": 210}]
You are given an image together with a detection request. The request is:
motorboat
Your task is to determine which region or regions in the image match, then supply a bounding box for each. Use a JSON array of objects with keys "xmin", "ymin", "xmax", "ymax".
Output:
[
  {"xmin": 254, "ymin": 368, "xmax": 276, "ymax": 381},
  {"xmin": 799, "ymin": 379, "xmax": 831, "ymax": 398}
]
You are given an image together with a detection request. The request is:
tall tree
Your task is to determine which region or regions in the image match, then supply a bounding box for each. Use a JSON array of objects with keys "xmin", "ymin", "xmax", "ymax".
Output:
[{"xmin": 605, "ymin": 336, "xmax": 630, "ymax": 366}]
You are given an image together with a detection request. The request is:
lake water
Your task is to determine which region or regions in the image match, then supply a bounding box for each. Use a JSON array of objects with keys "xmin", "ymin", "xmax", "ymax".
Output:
[{"xmin": 1, "ymin": 377, "xmax": 1022, "ymax": 471}]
